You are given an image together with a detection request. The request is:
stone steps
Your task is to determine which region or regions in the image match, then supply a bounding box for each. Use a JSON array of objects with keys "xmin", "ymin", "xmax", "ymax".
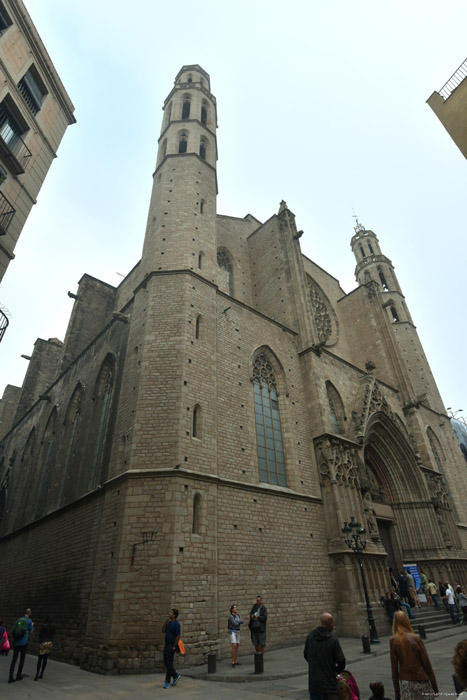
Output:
[{"xmin": 411, "ymin": 605, "xmax": 463, "ymax": 634}]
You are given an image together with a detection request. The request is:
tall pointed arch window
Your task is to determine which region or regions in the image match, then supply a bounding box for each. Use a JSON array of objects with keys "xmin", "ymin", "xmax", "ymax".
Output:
[
  {"xmin": 326, "ymin": 381, "xmax": 345, "ymax": 434},
  {"xmin": 34, "ymin": 407, "xmax": 58, "ymax": 518},
  {"xmin": 201, "ymin": 101, "xmax": 208, "ymax": 125},
  {"xmin": 199, "ymin": 136, "xmax": 207, "ymax": 160},
  {"xmin": 89, "ymin": 356, "xmax": 115, "ymax": 490},
  {"xmin": 217, "ymin": 250, "xmax": 233, "ymax": 296},
  {"xmin": 178, "ymin": 132, "xmax": 188, "ymax": 154},
  {"xmin": 378, "ymin": 267, "xmax": 389, "ymax": 291},
  {"xmin": 252, "ymin": 354, "xmax": 287, "ymax": 486},
  {"xmin": 181, "ymin": 96, "xmax": 191, "ymax": 119},
  {"xmin": 59, "ymin": 383, "xmax": 83, "ymax": 504}
]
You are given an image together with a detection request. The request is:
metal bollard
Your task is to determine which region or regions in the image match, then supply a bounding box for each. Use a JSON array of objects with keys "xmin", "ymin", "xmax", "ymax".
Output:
[
  {"xmin": 361, "ymin": 635, "xmax": 371, "ymax": 654},
  {"xmin": 418, "ymin": 624, "xmax": 427, "ymax": 639},
  {"xmin": 254, "ymin": 652, "xmax": 264, "ymax": 674},
  {"xmin": 207, "ymin": 652, "xmax": 216, "ymax": 673}
]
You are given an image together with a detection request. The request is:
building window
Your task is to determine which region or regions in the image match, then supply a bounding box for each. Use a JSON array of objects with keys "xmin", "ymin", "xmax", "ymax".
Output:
[
  {"xmin": 178, "ymin": 133, "xmax": 188, "ymax": 153},
  {"xmin": 200, "ymin": 199, "xmax": 205, "ymax": 214},
  {"xmin": 59, "ymin": 384, "xmax": 83, "ymax": 504},
  {"xmin": 199, "ymin": 137, "xmax": 207, "ymax": 160},
  {"xmin": 192, "ymin": 493, "xmax": 201, "ymax": 533},
  {"xmin": 201, "ymin": 102, "xmax": 208, "ymax": 125},
  {"xmin": 0, "ymin": 3, "xmax": 12, "ymax": 34},
  {"xmin": 34, "ymin": 407, "xmax": 57, "ymax": 518},
  {"xmin": 368, "ymin": 243, "xmax": 374, "ymax": 255},
  {"xmin": 17, "ymin": 66, "xmax": 47, "ymax": 115},
  {"xmin": 182, "ymin": 97, "xmax": 191, "ymax": 120},
  {"xmin": 195, "ymin": 315, "xmax": 202, "ymax": 339},
  {"xmin": 326, "ymin": 381, "xmax": 345, "ymax": 434},
  {"xmin": 89, "ymin": 356, "xmax": 115, "ymax": 490},
  {"xmin": 378, "ymin": 268, "xmax": 389, "ymax": 291},
  {"xmin": 252, "ymin": 353, "xmax": 287, "ymax": 486},
  {"xmin": 193, "ymin": 404, "xmax": 201, "ymax": 438},
  {"xmin": 198, "ymin": 251, "xmax": 203, "ymax": 269},
  {"xmin": 360, "ymin": 246, "xmax": 365, "ymax": 259},
  {"xmin": 187, "ymin": 74, "xmax": 193, "ymax": 83},
  {"xmin": 217, "ymin": 249, "xmax": 233, "ymax": 295},
  {"xmin": 390, "ymin": 305, "xmax": 399, "ymax": 322}
]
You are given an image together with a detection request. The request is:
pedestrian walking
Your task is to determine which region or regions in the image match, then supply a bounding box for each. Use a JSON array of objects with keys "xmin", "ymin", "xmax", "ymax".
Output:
[
  {"xmin": 161, "ymin": 608, "xmax": 181, "ymax": 689},
  {"xmin": 456, "ymin": 586, "xmax": 467, "ymax": 624},
  {"xmin": 452, "ymin": 639, "xmax": 467, "ymax": 700},
  {"xmin": 249, "ymin": 595, "xmax": 267, "ymax": 654},
  {"xmin": 426, "ymin": 580, "xmax": 440, "ymax": 609},
  {"xmin": 444, "ymin": 587, "xmax": 462, "ymax": 624},
  {"xmin": 8, "ymin": 607, "xmax": 34, "ymax": 683},
  {"xmin": 390, "ymin": 610, "xmax": 438, "ymax": 700},
  {"xmin": 228, "ymin": 604, "xmax": 244, "ymax": 666},
  {"xmin": 303, "ymin": 612, "xmax": 346, "ymax": 700},
  {"xmin": 34, "ymin": 616, "xmax": 56, "ymax": 680}
]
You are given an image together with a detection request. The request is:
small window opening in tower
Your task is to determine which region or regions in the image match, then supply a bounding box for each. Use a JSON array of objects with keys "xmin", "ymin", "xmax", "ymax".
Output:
[
  {"xmin": 182, "ymin": 98, "xmax": 191, "ymax": 120},
  {"xmin": 200, "ymin": 200, "xmax": 205, "ymax": 214},
  {"xmin": 165, "ymin": 102, "xmax": 172, "ymax": 126},
  {"xmin": 178, "ymin": 135, "xmax": 187, "ymax": 154},
  {"xmin": 378, "ymin": 269, "xmax": 389, "ymax": 291},
  {"xmin": 360, "ymin": 246, "xmax": 365, "ymax": 259},
  {"xmin": 192, "ymin": 493, "xmax": 201, "ymax": 533},
  {"xmin": 195, "ymin": 315, "xmax": 201, "ymax": 339},
  {"xmin": 368, "ymin": 243, "xmax": 374, "ymax": 255},
  {"xmin": 193, "ymin": 404, "xmax": 201, "ymax": 438},
  {"xmin": 198, "ymin": 251, "xmax": 203, "ymax": 269},
  {"xmin": 201, "ymin": 103, "xmax": 207, "ymax": 125},
  {"xmin": 390, "ymin": 306, "xmax": 399, "ymax": 322},
  {"xmin": 199, "ymin": 138, "xmax": 207, "ymax": 160},
  {"xmin": 187, "ymin": 74, "xmax": 193, "ymax": 83}
]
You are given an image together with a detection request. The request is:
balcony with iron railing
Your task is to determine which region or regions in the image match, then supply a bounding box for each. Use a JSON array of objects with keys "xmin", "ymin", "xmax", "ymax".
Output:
[
  {"xmin": 0, "ymin": 105, "xmax": 32, "ymax": 175},
  {"xmin": 438, "ymin": 58, "xmax": 467, "ymax": 100},
  {"xmin": 0, "ymin": 190, "xmax": 15, "ymax": 235}
]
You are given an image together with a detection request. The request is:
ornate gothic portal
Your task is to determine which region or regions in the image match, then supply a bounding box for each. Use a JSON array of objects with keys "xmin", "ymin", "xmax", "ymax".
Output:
[{"xmin": 316, "ymin": 409, "xmax": 461, "ymax": 637}]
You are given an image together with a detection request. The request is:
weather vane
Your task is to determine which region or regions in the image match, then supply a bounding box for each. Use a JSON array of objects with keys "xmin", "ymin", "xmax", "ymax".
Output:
[{"xmin": 352, "ymin": 210, "xmax": 365, "ymax": 233}]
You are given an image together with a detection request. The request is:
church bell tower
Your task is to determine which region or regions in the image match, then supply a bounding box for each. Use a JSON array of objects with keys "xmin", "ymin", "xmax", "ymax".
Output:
[
  {"xmin": 350, "ymin": 220, "xmax": 413, "ymax": 325},
  {"xmin": 141, "ymin": 65, "xmax": 218, "ymax": 281}
]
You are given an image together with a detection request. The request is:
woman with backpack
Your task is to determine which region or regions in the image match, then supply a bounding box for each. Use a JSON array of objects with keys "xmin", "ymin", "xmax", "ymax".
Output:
[{"xmin": 34, "ymin": 616, "xmax": 56, "ymax": 681}]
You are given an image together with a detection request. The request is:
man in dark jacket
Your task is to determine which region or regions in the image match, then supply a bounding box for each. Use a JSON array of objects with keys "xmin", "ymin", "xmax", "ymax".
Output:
[
  {"xmin": 249, "ymin": 595, "xmax": 268, "ymax": 653},
  {"xmin": 303, "ymin": 612, "xmax": 345, "ymax": 700}
]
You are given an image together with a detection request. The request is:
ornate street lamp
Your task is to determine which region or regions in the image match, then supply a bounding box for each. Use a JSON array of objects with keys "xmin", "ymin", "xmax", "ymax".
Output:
[{"xmin": 342, "ymin": 516, "xmax": 380, "ymax": 644}]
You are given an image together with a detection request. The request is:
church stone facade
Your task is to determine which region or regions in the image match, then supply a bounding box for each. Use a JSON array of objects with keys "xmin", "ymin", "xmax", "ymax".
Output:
[{"xmin": 0, "ymin": 65, "xmax": 466, "ymax": 674}]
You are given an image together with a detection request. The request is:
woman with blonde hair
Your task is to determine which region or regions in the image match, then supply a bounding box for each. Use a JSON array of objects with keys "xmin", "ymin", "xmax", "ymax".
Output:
[{"xmin": 389, "ymin": 611, "xmax": 439, "ymax": 700}]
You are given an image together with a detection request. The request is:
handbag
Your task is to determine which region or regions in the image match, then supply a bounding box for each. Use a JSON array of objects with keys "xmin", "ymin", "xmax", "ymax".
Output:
[{"xmin": 176, "ymin": 639, "xmax": 186, "ymax": 656}]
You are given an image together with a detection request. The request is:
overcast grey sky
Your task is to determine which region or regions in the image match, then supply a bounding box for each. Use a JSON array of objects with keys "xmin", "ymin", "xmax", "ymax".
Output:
[{"xmin": 1, "ymin": 0, "xmax": 466, "ymax": 418}]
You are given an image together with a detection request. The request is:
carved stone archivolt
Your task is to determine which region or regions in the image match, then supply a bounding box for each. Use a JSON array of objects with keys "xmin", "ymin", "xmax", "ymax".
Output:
[
  {"xmin": 424, "ymin": 471, "xmax": 451, "ymax": 511},
  {"xmin": 358, "ymin": 460, "xmax": 386, "ymax": 503},
  {"xmin": 314, "ymin": 436, "xmax": 360, "ymax": 488},
  {"xmin": 306, "ymin": 276, "xmax": 338, "ymax": 346}
]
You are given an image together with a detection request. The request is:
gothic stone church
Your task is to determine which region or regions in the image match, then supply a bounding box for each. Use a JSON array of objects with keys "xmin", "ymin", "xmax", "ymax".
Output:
[{"xmin": 1, "ymin": 65, "xmax": 466, "ymax": 674}]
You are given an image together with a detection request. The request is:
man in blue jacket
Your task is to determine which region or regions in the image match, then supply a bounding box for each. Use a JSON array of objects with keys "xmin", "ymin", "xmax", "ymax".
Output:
[
  {"xmin": 8, "ymin": 607, "xmax": 34, "ymax": 683},
  {"xmin": 303, "ymin": 612, "xmax": 345, "ymax": 700}
]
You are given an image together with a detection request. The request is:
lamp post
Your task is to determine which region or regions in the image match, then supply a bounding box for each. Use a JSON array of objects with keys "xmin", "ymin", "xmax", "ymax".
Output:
[{"xmin": 342, "ymin": 516, "xmax": 380, "ymax": 644}]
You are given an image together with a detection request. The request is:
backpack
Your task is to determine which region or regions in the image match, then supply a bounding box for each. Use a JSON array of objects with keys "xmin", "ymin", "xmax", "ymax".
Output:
[
  {"xmin": 1, "ymin": 627, "xmax": 10, "ymax": 651},
  {"xmin": 337, "ymin": 671, "xmax": 360, "ymax": 700},
  {"xmin": 12, "ymin": 617, "xmax": 27, "ymax": 641}
]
